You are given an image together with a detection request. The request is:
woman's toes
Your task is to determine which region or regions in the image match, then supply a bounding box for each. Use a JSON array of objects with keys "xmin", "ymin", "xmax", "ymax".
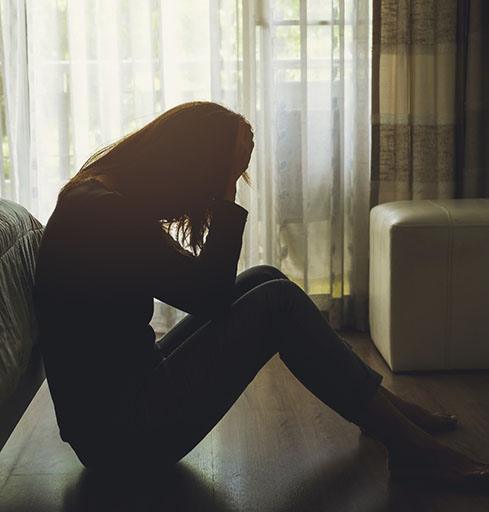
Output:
[
  {"xmin": 400, "ymin": 404, "xmax": 458, "ymax": 434},
  {"xmin": 463, "ymin": 467, "xmax": 489, "ymax": 490},
  {"xmin": 380, "ymin": 388, "xmax": 459, "ymax": 435},
  {"xmin": 430, "ymin": 413, "xmax": 458, "ymax": 432}
]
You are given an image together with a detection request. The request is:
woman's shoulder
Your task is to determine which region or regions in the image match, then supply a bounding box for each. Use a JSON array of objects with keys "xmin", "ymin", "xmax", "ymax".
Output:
[
  {"xmin": 38, "ymin": 180, "xmax": 127, "ymax": 244},
  {"xmin": 56, "ymin": 178, "xmax": 130, "ymax": 220},
  {"xmin": 59, "ymin": 177, "xmax": 123, "ymax": 204},
  {"xmin": 49, "ymin": 177, "xmax": 160, "ymax": 245}
]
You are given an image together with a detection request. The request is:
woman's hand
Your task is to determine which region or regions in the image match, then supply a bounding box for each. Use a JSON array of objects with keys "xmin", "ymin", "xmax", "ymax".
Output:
[
  {"xmin": 223, "ymin": 180, "xmax": 237, "ymax": 202},
  {"xmin": 223, "ymin": 119, "xmax": 254, "ymax": 202}
]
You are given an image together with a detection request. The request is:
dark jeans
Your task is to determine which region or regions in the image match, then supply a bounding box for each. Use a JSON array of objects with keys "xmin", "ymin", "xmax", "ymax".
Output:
[{"xmin": 82, "ymin": 265, "xmax": 382, "ymax": 471}]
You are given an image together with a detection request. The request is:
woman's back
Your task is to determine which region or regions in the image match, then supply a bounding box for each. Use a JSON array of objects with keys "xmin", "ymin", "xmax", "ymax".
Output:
[{"xmin": 33, "ymin": 179, "xmax": 160, "ymax": 451}]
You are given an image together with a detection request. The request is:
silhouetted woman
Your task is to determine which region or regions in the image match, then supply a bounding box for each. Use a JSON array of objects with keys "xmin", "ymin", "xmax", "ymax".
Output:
[{"xmin": 33, "ymin": 101, "xmax": 489, "ymax": 489}]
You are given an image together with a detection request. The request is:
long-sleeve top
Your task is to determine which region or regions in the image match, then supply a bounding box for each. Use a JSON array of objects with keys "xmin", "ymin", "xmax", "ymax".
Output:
[{"xmin": 33, "ymin": 178, "xmax": 248, "ymax": 448}]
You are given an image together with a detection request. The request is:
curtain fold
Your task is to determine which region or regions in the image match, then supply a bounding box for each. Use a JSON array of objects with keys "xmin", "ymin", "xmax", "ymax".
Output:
[
  {"xmin": 457, "ymin": 0, "xmax": 489, "ymax": 197},
  {"xmin": 372, "ymin": 0, "xmax": 489, "ymax": 204},
  {"xmin": 0, "ymin": 0, "xmax": 373, "ymax": 333},
  {"xmin": 371, "ymin": 0, "xmax": 460, "ymax": 203}
]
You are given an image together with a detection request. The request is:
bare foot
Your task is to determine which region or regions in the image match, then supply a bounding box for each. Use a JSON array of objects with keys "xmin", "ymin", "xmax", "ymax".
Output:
[
  {"xmin": 357, "ymin": 385, "xmax": 487, "ymax": 491},
  {"xmin": 362, "ymin": 387, "xmax": 458, "ymax": 436},
  {"xmin": 388, "ymin": 440, "xmax": 489, "ymax": 491}
]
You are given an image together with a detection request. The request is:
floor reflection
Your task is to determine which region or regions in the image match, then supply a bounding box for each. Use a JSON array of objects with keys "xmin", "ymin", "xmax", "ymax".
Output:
[{"xmin": 62, "ymin": 462, "xmax": 237, "ymax": 512}]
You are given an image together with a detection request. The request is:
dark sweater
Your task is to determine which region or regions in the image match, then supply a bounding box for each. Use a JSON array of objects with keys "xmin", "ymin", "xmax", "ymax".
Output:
[{"xmin": 33, "ymin": 179, "xmax": 248, "ymax": 448}]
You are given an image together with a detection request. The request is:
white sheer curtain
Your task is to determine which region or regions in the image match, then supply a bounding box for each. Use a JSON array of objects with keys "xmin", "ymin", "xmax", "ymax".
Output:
[{"xmin": 0, "ymin": 0, "xmax": 372, "ymax": 333}]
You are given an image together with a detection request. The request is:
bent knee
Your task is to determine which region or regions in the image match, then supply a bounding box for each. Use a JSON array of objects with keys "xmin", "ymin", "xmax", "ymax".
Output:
[
  {"xmin": 232, "ymin": 278, "xmax": 307, "ymax": 320},
  {"xmin": 245, "ymin": 264, "xmax": 288, "ymax": 281},
  {"xmin": 251, "ymin": 277, "xmax": 304, "ymax": 301}
]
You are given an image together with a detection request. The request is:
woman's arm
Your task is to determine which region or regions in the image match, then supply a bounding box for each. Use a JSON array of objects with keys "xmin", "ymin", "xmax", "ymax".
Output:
[
  {"xmin": 150, "ymin": 198, "xmax": 248, "ymax": 317},
  {"xmin": 87, "ymin": 193, "xmax": 248, "ymax": 318}
]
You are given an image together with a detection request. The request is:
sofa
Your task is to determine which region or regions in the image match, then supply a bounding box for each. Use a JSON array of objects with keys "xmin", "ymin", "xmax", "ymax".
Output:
[{"xmin": 0, "ymin": 198, "xmax": 45, "ymax": 450}]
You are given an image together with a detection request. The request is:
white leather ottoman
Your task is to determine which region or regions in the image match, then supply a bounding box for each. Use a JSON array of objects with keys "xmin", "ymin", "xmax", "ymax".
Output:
[{"xmin": 369, "ymin": 199, "xmax": 489, "ymax": 372}]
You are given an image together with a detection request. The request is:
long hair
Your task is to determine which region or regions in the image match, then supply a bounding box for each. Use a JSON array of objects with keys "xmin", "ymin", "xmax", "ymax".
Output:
[{"xmin": 59, "ymin": 101, "xmax": 252, "ymax": 254}]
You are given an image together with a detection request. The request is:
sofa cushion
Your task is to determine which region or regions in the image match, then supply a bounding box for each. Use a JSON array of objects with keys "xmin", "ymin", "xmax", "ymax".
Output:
[{"xmin": 0, "ymin": 198, "xmax": 44, "ymax": 405}]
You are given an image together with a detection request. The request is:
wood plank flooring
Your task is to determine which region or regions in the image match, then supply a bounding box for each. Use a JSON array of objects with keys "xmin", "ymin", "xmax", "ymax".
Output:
[{"xmin": 1, "ymin": 332, "xmax": 489, "ymax": 512}]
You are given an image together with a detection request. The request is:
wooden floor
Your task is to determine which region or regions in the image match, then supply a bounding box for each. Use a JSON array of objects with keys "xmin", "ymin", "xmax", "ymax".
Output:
[{"xmin": 1, "ymin": 332, "xmax": 489, "ymax": 512}]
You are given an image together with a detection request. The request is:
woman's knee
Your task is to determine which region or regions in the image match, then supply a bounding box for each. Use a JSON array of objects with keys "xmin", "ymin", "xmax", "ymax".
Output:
[
  {"xmin": 234, "ymin": 265, "xmax": 288, "ymax": 298},
  {"xmin": 236, "ymin": 264, "xmax": 288, "ymax": 286},
  {"xmin": 244, "ymin": 277, "xmax": 305, "ymax": 308}
]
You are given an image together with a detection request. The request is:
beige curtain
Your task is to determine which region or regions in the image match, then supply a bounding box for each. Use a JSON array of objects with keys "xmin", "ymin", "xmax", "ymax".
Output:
[{"xmin": 371, "ymin": 0, "xmax": 460, "ymax": 203}]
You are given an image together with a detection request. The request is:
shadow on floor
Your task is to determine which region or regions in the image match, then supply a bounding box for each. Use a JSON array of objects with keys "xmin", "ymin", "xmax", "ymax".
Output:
[
  {"xmin": 45, "ymin": 436, "xmax": 489, "ymax": 512},
  {"xmin": 62, "ymin": 462, "xmax": 237, "ymax": 512},
  {"xmin": 59, "ymin": 438, "xmax": 398, "ymax": 512}
]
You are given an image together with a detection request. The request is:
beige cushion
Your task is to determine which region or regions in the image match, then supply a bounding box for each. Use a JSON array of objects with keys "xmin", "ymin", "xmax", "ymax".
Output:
[{"xmin": 369, "ymin": 199, "xmax": 489, "ymax": 372}]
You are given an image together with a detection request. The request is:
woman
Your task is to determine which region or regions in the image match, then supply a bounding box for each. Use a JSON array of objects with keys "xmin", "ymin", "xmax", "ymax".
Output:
[{"xmin": 34, "ymin": 101, "xmax": 488, "ymax": 489}]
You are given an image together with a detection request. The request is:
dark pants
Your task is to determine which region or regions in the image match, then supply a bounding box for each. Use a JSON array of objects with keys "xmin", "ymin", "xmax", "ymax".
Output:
[{"xmin": 82, "ymin": 265, "xmax": 382, "ymax": 471}]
